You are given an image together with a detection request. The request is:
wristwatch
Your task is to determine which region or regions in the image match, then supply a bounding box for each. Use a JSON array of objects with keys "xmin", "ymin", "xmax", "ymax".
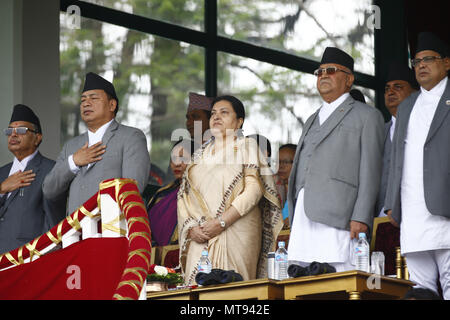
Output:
[{"xmin": 217, "ymin": 215, "xmax": 226, "ymax": 228}]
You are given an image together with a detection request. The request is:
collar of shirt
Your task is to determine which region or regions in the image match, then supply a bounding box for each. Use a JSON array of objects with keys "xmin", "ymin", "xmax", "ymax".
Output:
[
  {"xmin": 419, "ymin": 76, "xmax": 448, "ymax": 102},
  {"xmin": 87, "ymin": 119, "xmax": 114, "ymax": 147},
  {"xmin": 389, "ymin": 116, "xmax": 396, "ymax": 142},
  {"xmin": 318, "ymin": 92, "xmax": 350, "ymax": 125},
  {"xmin": 9, "ymin": 149, "xmax": 39, "ymax": 176}
]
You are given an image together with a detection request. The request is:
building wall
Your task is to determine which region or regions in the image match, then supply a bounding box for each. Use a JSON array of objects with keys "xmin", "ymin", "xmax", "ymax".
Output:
[{"xmin": 0, "ymin": 0, "xmax": 60, "ymax": 165}]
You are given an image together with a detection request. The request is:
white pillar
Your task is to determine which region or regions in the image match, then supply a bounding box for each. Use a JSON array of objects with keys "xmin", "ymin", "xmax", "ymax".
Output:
[
  {"xmin": 100, "ymin": 194, "xmax": 128, "ymax": 238},
  {"xmin": 81, "ymin": 208, "xmax": 101, "ymax": 240},
  {"xmin": 0, "ymin": 0, "xmax": 60, "ymax": 165}
]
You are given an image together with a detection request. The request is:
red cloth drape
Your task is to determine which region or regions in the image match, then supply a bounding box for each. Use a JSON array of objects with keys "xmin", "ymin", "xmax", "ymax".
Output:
[{"xmin": 0, "ymin": 237, "xmax": 128, "ymax": 300}]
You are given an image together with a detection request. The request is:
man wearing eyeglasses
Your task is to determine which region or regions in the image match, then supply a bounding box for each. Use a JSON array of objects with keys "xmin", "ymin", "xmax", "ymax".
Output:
[
  {"xmin": 385, "ymin": 32, "xmax": 450, "ymax": 299},
  {"xmin": 287, "ymin": 47, "xmax": 384, "ymax": 272},
  {"xmin": 42, "ymin": 72, "xmax": 150, "ymax": 215},
  {"xmin": 0, "ymin": 104, "xmax": 66, "ymax": 254}
]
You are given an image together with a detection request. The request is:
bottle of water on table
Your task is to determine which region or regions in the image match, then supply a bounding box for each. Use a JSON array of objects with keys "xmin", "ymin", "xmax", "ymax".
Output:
[
  {"xmin": 275, "ymin": 241, "xmax": 288, "ymax": 280},
  {"xmin": 355, "ymin": 233, "xmax": 370, "ymax": 273},
  {"xmin": 198, "ymin": 250, "xmax": 212, "ymax": 274}
]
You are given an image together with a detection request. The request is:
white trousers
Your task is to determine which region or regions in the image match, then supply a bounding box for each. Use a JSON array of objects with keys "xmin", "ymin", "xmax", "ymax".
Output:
[{"xmin": 405, "ymin": 249, "xmax": 450, "ymax": 300}]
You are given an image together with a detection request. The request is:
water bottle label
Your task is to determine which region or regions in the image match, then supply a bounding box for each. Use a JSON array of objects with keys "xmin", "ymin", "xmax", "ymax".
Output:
[
  {"xmin": 275, "ymin": 254, "xmax": 287, "ymax": 262},
  {"xmin": 355, "ymin": 246, "xmax": 367, "ymax": 256},
  {"xmin": 198, "ymin": 265, "xmax": 211, "ymax": 273}
]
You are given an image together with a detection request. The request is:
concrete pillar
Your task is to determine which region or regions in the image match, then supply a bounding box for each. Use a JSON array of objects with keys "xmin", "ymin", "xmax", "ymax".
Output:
[{"xmin": 0, "ymin": 0, "xmax": 60, "ymax": 165}]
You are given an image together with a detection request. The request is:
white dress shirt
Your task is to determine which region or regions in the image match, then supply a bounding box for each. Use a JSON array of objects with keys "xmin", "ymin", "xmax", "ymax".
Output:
[
  {"xmin": 318, "ymin": 93, "xmax": 350, "ymax": 125},
  {"xmin": 68, "ymin": 119, "xmax": 114, "ymax": 173},
  {"xmin": 400, "ymin": 76, "xmax": 450, "ymax": 254},
  {"xmin": 2, "ymin": 150, "xmax": 39, "ymax": 198},
  {"xmin": 389, "ymin": 116, "xmax": 396, "ymax": 142},
  {"xmin": 289, "ymin": 92, "xmax": 352, "ymax": 264}
]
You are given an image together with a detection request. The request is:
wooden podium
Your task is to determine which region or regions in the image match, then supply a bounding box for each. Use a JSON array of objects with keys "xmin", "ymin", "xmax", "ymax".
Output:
[
  {"xmin": 147, "ymin": 270, "xmax": 414, "ymax": 300},
  {"xmin": 277, "ymin": 270, "xmax": 413, "ymax": 300}
]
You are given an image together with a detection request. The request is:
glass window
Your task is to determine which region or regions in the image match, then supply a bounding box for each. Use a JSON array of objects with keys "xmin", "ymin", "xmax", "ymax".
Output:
[
  {"xmin": 60, "ymin": 14, "xmax": 205, "ymax": 178},
  {"xmin": 218, "ymin": 52, "xmax": 322, "ymax": 167},
  {"xmin": 80, "ymin": 0, "xmax": 204, "ymax": 31},
  {"xmin": 218, "ymin": 0, "xmax": 375, "ymax": 75}
]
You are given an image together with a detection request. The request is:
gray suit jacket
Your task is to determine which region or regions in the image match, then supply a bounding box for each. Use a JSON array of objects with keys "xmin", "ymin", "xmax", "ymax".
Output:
[
  {"xmin": 287, "ymin": 96, "xmax": 384, "ymax": 231},
  {"xmin": 375, "ymin": 120, "xmax": 393, "ymax": 216},
  {"xmin": 384, "ymin": 79, "xmax": 450, "ymax": 224},
  {"xmin": 0, "ymin": 152, "xmax": 67, "ymax": 254},
  {"xmin": 42, "ymin": 120, "xmax": 150, "ymax": 214}
]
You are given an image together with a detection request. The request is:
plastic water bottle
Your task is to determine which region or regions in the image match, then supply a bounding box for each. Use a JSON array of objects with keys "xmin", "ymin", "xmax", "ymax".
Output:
[
  {"xmin": 355, "ymin": 233, "xmax": 370, "ymax": 272},
  {"xmin": 198, "ymin": 250, "xmax": 212, "ymax": 274},
  {"xmin": 275, "ymin": 241, "xmax": 288, "ymax": 280}
]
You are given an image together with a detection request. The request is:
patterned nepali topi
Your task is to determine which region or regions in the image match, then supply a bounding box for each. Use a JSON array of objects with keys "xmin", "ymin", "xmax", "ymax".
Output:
[{"xmin": 187, "ymin": 92, "xmax": 214, "ymax": 112}]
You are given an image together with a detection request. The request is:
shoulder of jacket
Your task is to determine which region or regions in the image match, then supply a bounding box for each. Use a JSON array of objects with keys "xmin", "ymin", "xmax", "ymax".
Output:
[{"xmin": 116, "ymin": 122, "xmax": 145, "ymax": 135}]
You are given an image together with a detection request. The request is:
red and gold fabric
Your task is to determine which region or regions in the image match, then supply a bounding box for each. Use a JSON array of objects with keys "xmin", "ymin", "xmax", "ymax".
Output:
[{"xmin": 0, "ymin": 178, "xmax": 151, "ymax": 300}]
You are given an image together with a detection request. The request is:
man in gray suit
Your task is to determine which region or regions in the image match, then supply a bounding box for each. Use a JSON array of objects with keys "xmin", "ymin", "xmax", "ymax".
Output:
[
  {"xmin": 385, "ymin": 32, "xmax": 450, "ymax": 299},
  {"xmin": 375, "ymin": 63, "xmax": 417, "ymax": 217},
  {"xmin": 43, "ymin": 72, "xmax": 150, "ymax": 214},
  {"xmin": 0, "ymin": 104, "xmax": 66, "ymax": 254},
  {"xmin": 287, "ymin": 47, "xmax": 384, "ymax": 271}
]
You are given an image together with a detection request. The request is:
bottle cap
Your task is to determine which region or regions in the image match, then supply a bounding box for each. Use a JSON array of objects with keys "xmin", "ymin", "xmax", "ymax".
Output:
[
  {"xmin": 278, "ymin": 241, "xmax": 285, "ymax": 247},
  {"xmin": 201, "ymin": 250, "xmax": 208, "ymax": 256},
  {"xmin": 358, "ymin": 232, "xmax": 366, "ymax": 238}
]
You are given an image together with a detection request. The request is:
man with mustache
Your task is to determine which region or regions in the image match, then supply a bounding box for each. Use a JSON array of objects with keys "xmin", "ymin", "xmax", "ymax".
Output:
[
  {"xmin": 385, "ymin": 32, "xmax": 450, "ymax": 299},
  {"xmin": 43, "ymin": 72, "xmax": 150, "ymax": 215},
  {"xmin": 287, "ymin": 47, "xmax": 384, "ymax": 272},
  {"xmin": 0, "ymin": 104, "xmax": 66, "ymax": 254},
  {"xmin": 376, "ymin": 63, "xmax": 418, "ymax": 217}
]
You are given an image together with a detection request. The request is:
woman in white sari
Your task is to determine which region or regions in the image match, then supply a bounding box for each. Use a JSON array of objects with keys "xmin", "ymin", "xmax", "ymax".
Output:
[{"xmin": 177, "ymin": 95, "xmax": 282, "ymax": 285}]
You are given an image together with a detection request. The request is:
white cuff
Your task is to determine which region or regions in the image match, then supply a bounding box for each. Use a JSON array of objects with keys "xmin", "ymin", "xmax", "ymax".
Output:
[
  {"xmin": 379, "ymin": 207, "xmax": 387, "ymax": 217},
  {"xmin": 68, "ymin": 155, "xmax": 81, "ymax": 174}
]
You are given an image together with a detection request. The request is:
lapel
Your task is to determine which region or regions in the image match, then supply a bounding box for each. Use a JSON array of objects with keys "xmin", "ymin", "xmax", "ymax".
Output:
[
  {"xmin": 78, "ymin": 131, "xmax": 89, "ymax": 175},
  {"xmin": 425, "ymin": 79, "xmax": 450, "ymax": 144},
  {"xmin": 314, "ymin": 96, "xmax": 354, "ymax": 148},
  {"xmin": 396, "ymin": 92, "xmax": 419, "ymax": 149},
  {"xmin": 299, "ymin": 111, "xmax": 318, "ymax": 147},
  {"xmin": 0, "ymin": 163, "xmax": 13, "ymax": 218},
  {"xmin": 293, "ymin": 111, "xmax": 319, "ymax": 171},
  {"xmin": 0, "ymin": 152, "xmax": 43, "ymax": 218},
  {"xmin": 26, "ymin": 151, "xmax": 43, "ymax": 177},
  {"xmin": 384, "ymin": 120, "xmax": 392, "ymax": 142},
  {"xmin": 84, "ymin": 120, "xmax": 118, "ymax": 173}
]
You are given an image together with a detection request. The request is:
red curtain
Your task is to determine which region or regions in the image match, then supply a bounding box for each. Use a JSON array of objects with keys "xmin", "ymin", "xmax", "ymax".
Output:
[{"xmin": 0, "ymin": 237, "xmax": 128, "ymax": 300}]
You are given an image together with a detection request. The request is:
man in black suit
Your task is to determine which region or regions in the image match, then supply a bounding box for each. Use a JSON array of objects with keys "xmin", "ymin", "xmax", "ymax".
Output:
[{"xmin": 0, "ymin": 104, "xmax": 66, "ymax": 254}]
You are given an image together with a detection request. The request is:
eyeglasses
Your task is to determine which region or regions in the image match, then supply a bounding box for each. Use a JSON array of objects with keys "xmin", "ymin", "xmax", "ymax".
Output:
[
  {"xmin": 314, "ymin": 66, "xmax": 351, "ymax": 77},
  {"xmin": 384, "ymin": 84, "xmax": 405, "ymax": 93},
  {"xmin": 411, "ymin": 56, "xmax": 443, "ymax": 67},
  {"xmin": 4, "ymin": 127, "xmax": 37, "ymax": 136}
]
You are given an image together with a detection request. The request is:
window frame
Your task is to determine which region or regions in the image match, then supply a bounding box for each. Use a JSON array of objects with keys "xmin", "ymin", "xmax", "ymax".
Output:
[{"xmin": 60, "ymin": 0, "xmax": 380, "ymax": 109}]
